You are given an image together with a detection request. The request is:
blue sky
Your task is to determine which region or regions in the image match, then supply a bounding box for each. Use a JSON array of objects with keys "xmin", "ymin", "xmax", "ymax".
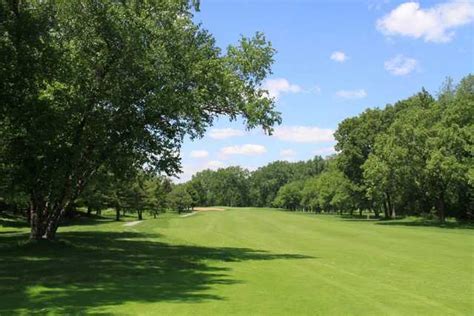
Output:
[{"xmin": 177, "ymin": 0, "xmax": 474, "ymax": 181}]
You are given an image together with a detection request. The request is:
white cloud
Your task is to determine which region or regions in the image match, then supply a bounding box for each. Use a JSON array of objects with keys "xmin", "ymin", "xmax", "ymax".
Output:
[
  {"xmin": 220, "ymin": 144, "xmax": 267, "ymax": 156},
  {"xmin": 377, "ymin": 1, "xmax": 474, "ymax": 43},
  {"xmin": 384, "ymin": 55, "xmax": 418, "ymax": 75},
  {"xmin": 330, "ymin": 51, "xmax": 348, "ymax": 62},
  {"xmin": 273, "ymin": 126, "xmax": 334, "ymax": 143},
  {"xmin": 313, "ymin": 146, "xmax": 336, "ymax": 157},
  {"xmin": 208, "ymin": 128, "xmax": 245, "ymax": 140},
  {"xmin": 262, "ymin": 78, "xmax": 303, "ymax": 99},
  {"xmin": 336, "ymin": 89, "xmax": 367, "ymax": 99},
  {"xmin": 190, "ymin": 150, "xmax": 209, "ymax": 159},
  {"xmin": 368, "ymin": 0, "xmax": 391, "ymax": 11},
  {"xmin": 280, "ymin": 149, "xmax": 297, "ymax": 161}
]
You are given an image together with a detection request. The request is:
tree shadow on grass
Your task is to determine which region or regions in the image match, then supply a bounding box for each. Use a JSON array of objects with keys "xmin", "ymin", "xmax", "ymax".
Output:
[
  {"xmin": 0, "ymin": 217, "xmax": 29, "ymax": 228},
  {"xmin": 339, "ymin": 216, "xmax": 474, "ymax": 229},
  {"xmin": 0, "ymin": 230, "xmax": 314, "ymax": 315},
  {"xmin": 375, "ymin": 219, "xmax": 474, "ymax": 230},
  {"xmin": 0, "ymin": 213, "xmax": 115, "ymax": 230}
]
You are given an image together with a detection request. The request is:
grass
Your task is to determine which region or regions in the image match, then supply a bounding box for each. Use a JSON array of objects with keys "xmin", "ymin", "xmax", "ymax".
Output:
[{"xmin": 0, "ymin": 208, "xmax": 473, "ymax": 315}]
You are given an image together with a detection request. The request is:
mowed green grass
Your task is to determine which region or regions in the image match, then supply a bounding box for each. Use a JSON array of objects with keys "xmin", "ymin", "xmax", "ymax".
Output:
[{"xmin": 1, "ymin": 208, "xmax": 473, "ymax": 315}]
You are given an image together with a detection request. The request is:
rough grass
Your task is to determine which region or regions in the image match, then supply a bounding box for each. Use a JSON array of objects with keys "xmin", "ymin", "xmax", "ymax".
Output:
[{"xmin": 0, "ymin": 208, "xmax": 473, "ymax": 315}]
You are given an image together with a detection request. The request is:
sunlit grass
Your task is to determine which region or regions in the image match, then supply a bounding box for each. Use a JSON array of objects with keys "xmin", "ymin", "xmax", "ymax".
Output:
[{"xmin": 1, "ymin": 208, "xmax": 472, "ymax": 315}]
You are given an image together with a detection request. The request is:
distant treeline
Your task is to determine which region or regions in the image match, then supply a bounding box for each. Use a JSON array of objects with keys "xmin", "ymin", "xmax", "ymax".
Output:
[{"xmin": 178, "ymin": 75, "xmax": 473, "ymax": 221}]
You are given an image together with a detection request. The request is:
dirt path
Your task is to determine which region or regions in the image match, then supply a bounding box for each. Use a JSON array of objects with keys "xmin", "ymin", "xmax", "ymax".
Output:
[
  {"xmin": 123, "ymin": 221, "xmax": 142, "ymax": 227},
  {"xmin": 180, "ymin": 212, "xmax": 197, "ymax": 218}
]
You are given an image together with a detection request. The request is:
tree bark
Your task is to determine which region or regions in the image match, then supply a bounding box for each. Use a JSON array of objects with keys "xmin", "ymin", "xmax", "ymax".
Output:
[
  {"xmin": 29, "ymin": 198, "xmax": 47, "ymax": 240},
  {"xmin": 43, "ymin": 207, "xmax": 66, "ymax": 240},
  {"xmin": 115, "ymin": 206, "xmax": 121, "ymax": 221},
  {"xmin": 386, "ymin": 193, "xmax": 393, "ymax": 219},
  {"xmin": 436, "ymin": 195, "xmax": 446, "ymax": 223},
  {"xmin": 383, "ymin": 196, "xmax": 390, "ymax": 219}
]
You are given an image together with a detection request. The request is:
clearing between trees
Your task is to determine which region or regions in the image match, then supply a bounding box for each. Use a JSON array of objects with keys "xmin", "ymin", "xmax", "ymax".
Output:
[{"xmin": 1, "ymin": 207, "xmax": 472, "ymax": 315}]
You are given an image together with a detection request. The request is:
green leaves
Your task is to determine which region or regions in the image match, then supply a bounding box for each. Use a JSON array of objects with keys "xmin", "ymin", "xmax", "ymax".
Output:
[{"xmin": 353, "ymin": 76, "xmax": 473, "ymax": 220}]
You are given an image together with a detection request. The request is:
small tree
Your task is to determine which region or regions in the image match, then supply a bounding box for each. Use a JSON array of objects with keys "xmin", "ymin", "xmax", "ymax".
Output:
[
  {"xmin": 167, "ymin": 185, "xmax": 193, "ymax": 213},
  {"xmin": 273, "ymin": 181, "xmax": 304, "ymax": 211}
]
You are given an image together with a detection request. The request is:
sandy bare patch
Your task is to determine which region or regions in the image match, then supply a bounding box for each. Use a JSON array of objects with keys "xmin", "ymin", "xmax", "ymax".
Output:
[
  {"xmin": 123, "ymin": 221, "xmax": 142, "ymax": 227},
  {"xmin": 194, "ymin": 207, "xmax": 225, "ymax": 212}
]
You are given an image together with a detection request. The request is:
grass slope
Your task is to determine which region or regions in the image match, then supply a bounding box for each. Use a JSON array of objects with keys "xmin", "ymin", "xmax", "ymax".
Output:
[{"xmin": 1, "ymin": 208, "xmax": 473, "ymax": 315}]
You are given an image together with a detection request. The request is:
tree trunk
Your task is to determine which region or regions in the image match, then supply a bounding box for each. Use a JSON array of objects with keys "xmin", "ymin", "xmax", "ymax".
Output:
[
  {"xmin": 383, "ymin": 199, "xmax": 389, "ymax": 219},
  {"xmin": 436, "ymin": 195, "xmax": 446, "ymax": 223},
  {"xmin": 29, "ymin": 208, "xmax": 45, "ymax": 240},
  {"xmin": 43, "ymin": 210, "xmax": 63, "ymax": 240},
  {"xmin": 138, "ymin": 210, "xmax": 143, "ymax": 220},
  {"xmin": 115, "ymin": 207, "xmax": 121, "ymax": 221},
  {"xmin": 29, "ymin": 198, "xmax": 48, "ymax": 240},
  {"xmin": 87, "ymin": 207, "xmax": 92, "ymax": 216},
  {"xmin": 386, "ymin": 193, "xmax": 393, "ymax": 219},
  {"xmin": 30, "ymin": 203, "xmax": 68, "ymax": 240}
]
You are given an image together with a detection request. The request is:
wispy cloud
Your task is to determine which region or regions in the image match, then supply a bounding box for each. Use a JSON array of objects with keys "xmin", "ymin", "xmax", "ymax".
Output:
[
  {"xmin": 190, "ymin": 150, "xmax": 209, "ymax": 159},
  {"xmin": 273, "ymin": 126, "xmax": 334, "ymax": 143},
  {"xmin": 220, "ymin": 144, "xmax": 267, "ymax": 157},
  {"xmin": 336, "ymin": 89, "xmax": 367, "ymax": 99},
  {"xmin": 384, "ymin": 55, "xmax": 418, "ymax": 76},
  {"xmin": 208, "ymin": 128, "xmax": 245, "ymax": 140}
]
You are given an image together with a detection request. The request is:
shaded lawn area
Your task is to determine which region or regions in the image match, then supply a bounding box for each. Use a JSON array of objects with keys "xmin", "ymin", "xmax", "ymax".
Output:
[{"xmin": 0, "ymin": 215, "xmax": 311, "ymax": 315}]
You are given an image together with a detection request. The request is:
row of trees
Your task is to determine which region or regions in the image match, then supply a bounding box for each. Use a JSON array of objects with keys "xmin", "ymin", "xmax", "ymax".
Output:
[
  {"xmin": 337, "ymin": 76, "xmax": 472, "ymax": 221},
  {"xmin": 78, "ymin": 172, "xmax": 173, "ymax": 220},
  {"xmin": 273, "ymin": 76, "xmax": 473, "ymax": 221},
  {"xmin": 183, "ymin": 157, "xmax": 327, "ymax": 207}
]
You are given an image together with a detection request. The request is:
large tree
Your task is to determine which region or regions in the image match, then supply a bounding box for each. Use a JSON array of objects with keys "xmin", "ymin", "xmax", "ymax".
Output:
[{"xmin": 0, "ymin": 0, "xmax": 280, "ymax": 239}]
